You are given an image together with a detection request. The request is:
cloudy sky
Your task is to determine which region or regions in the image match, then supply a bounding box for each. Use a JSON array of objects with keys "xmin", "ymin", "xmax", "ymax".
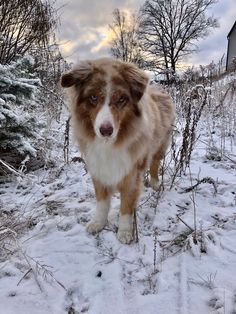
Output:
[{"xmin": 56, "ymin": 0, "xmax": 236, "ymax": 68}]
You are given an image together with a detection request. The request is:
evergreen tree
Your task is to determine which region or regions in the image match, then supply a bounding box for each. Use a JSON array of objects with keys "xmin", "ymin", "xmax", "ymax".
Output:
[{"xmin": 0, "ymin": 55, "xmax": 42, "ymax": 157}]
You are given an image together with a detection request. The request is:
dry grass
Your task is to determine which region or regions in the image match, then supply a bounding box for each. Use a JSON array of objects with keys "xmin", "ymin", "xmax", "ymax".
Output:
[
  {"xmin": 0, "ymin": 210, "xmax": 31, "ymax": 262},
  {"xmin": 170, "ymin": 85, "xmax": 208, "ymax": 188}
]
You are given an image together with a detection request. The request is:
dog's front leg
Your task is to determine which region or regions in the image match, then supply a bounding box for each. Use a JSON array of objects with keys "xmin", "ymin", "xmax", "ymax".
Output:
[
  {"xmin": 117, "ymin": 170, "xmax": 142, "ymax": 244},
  {"xmin": 86, "ymin": 178, "xmax": 112, "ymax": 234}
]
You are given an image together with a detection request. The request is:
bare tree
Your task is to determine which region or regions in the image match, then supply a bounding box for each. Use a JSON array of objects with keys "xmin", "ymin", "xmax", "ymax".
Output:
[
  {"xmin": 34, "ymin": 43, "xmax": 69, "ymax": 121},
  {"xmin": 109, "ymin": 9, "xmax": 144, "ymax": 66},
  {"xmin": 139, "ymin": 0, "xmax": 219, "ymax": 82},
  {"xmin": 0, "ymin": 0, "xmax": 57, "ymax": 64}
]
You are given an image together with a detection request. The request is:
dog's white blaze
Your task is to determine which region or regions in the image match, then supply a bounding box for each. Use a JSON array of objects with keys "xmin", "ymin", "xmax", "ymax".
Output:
[
  {"xmin": 85, "ymin": 140, "xmax": 132, "ymax": 186},
  {"xmin": 94, "ymin": 75, "xmax": 118, "ymax": 139},
  {"xmin": 95, "ymin": 103, "xmax": 113, "ymax": 133}
]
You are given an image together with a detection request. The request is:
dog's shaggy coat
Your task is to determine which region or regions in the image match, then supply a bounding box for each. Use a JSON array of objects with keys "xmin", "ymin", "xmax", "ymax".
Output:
[{"xmin": 61, "ymin": 58, "xmax": 175, "ymax": 244}]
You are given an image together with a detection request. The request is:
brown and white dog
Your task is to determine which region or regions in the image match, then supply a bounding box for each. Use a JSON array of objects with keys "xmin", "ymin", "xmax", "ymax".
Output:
[{"xmin": 61, "ymin": 58, "xmax": 175, "ymax": 244}]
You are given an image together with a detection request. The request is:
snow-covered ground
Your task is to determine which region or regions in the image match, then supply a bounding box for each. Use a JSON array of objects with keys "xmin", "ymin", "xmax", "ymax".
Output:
[{"xmin": 1, "ymin": 86, "xmax": 236, "ymax": 314}]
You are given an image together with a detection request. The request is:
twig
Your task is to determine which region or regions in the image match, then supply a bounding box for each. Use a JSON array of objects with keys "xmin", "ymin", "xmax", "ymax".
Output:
[
  {"xmin": 63, "ymin": 116, "xmax": 71, "ymax": 164},
  {"xmin": 17, "ymin": 268, "xmax": 32, "ymax": 286},
  {"xmin": 222, "ymin": 154, "xmax": 236, "ymax": 165},
  {"xmin": 20, "ymin": 250, "xmax": 44, "ymax": 292},
  {"xmin": 189, "ymin": 167, "xmax": 197, "ymax": 244},
  {"xmin": 199, "ymin": 139, "xmax": 236, "ymax": 164},
  {"xmin": 15, "ymin": 240, "xmax": 67, "ymax": 292},
  {"xmin": 133, "ymin": 207, "xmax": 139, "ymax": 243},
  {"xmin": 153, "ymin": 232, "xmax": 158, "ymax": 272},
  {"xmin": 176, "ymin": 214, "xmax": 194, "ymax": 232},
  {"xmin": 0, "ymin": 158, "xmax": 24, "ymax": 177},
  {"xmin": 183, "ymin": 176, "xmax": 217, "ymax": 194}
]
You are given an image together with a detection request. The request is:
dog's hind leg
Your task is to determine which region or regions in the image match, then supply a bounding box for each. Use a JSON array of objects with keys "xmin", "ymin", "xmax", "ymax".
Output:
[
  {"xmin": 149, "ymin": 145, "xmax": 167, "ymax": 191},
  {"xmin": 149, "ymin": 154, "xmax": 162, "ymax": 190}
]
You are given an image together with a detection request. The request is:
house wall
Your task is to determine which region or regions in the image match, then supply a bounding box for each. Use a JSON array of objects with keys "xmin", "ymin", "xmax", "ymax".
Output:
[{"xmin": 227, "ymin": 25, "xmax": 236, "ymax": 70}]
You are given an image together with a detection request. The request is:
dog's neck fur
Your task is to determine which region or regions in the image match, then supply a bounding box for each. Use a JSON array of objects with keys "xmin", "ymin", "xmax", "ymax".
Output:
[{"xmin": 85, "ymin": 138, "xmax": 132, "ymax": 186}]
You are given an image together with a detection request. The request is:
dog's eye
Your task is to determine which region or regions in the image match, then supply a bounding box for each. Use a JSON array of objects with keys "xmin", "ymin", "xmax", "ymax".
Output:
[
  {"xmin": 116, "ymin": 95, "xmax": 128, "ymax": 106},
  {"xmin": 89, "ymin": 95, "xmax": 98, "ymax": 105},
  {"xmin": 119, "ymin": 96, "xmax": 126, "ymax": 103}
]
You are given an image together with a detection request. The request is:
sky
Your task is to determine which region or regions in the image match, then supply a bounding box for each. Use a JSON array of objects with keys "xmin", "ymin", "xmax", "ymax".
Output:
[{"xmin": 56, "ymin": 0, "xmax": 236, "ymax": 68}]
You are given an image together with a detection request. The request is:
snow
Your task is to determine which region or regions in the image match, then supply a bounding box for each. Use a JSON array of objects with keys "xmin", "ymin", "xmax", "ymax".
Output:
[
  {"xmin": 17, "ymin": 138, "xmax": 37, "ymax": 157},
  {"xmin": 1, "ymin": 72, "xmax": 236, "ymax": 313},
  {"xmin": 0, "ymin": 77, "xmax": 13, "ymax": 87},
  {"xmin": 18, "ymin": 54, "xmax": 35, "ymax": 67},
  {"xmin": 1, "ymin": 93, "xmax": 16, "ymax": 102},
  {"xmin": 0, "ymin": 126, "xmax": 236, "ymax": 314},
  {"xmin": 0, "ymin": 98, "xmax": 5, "ymax": 105}
]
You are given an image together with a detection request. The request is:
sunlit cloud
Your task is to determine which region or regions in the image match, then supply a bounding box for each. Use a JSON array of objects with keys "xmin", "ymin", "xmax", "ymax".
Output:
[
  {"xmin": 59, "ymin": 41, "xmax": 77, "ymax": 56},
  {"xmin": 90, "ymin": 28, "xmax": 115, "ymax": 53},
  {"xmin": 56, "ymin": 0, "xmax": 236, "ymax": 67}
]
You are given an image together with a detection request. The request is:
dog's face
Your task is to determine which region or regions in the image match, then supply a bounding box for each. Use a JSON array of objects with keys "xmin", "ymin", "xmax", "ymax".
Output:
[{"xmin": 61, "ymin": 58, "xmax": 149, "ymax": 143}]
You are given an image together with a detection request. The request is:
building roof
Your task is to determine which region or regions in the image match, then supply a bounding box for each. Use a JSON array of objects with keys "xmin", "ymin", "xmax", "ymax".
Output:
[{"xmin": 227, "ymin": 20, "xmax": 236, "ymax": 38}]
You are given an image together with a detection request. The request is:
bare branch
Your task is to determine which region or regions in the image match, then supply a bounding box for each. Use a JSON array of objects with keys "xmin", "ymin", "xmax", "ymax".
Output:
[
  {"xmin": 0, "ymin": 0, "xmax": 58, "ymax": 64},
  {"xmin": 139, "ymin": 0, "xmax": 219, "ymax": 81}
]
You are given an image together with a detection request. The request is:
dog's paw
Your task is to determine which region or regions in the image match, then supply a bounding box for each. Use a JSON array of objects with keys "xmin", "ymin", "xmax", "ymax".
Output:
[
  {"xmin": 86, "ymin": 219, "xmax": 106, "ymax": 234},
  {"xmin": 117, "ymin": 229, "xmax": 133, "ymax": 244}
]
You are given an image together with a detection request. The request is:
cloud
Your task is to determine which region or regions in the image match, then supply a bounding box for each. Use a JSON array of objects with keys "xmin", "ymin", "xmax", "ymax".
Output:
[
  {"xmin": 187, "ymin": 0, "xmax": 236, "ymax": 66},
  {"xmin": 57, "ymin": 26, "xmax": 112, "ymax": 62},
  {"xmin": 56, "ymin": 0, "xmax": 145, "ymax": 62},
  {"xmin": 56, "ymin": 0, "xmax": 236, "ymax": 67}
]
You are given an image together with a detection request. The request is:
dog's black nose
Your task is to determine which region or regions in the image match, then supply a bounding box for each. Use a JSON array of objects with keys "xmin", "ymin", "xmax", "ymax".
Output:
[{"xmin": 99, "ymin": 123, "xmax": 113, "ymax": 137}]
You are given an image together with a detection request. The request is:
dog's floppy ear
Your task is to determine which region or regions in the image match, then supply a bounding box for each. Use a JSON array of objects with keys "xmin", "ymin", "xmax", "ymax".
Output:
[
  {"xmin": 61, "ymin": 61, "xmax": 93, "ymax": 88},
  {"xmin": 121, "ymin": 63, "xmax": 149, "ymax": 102}
]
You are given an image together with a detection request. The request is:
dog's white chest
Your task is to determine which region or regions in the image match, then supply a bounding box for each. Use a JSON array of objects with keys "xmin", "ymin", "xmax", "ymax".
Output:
[{"xmin": 85, "ymin": 140, "xmax": 132, "ymax": 186}]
